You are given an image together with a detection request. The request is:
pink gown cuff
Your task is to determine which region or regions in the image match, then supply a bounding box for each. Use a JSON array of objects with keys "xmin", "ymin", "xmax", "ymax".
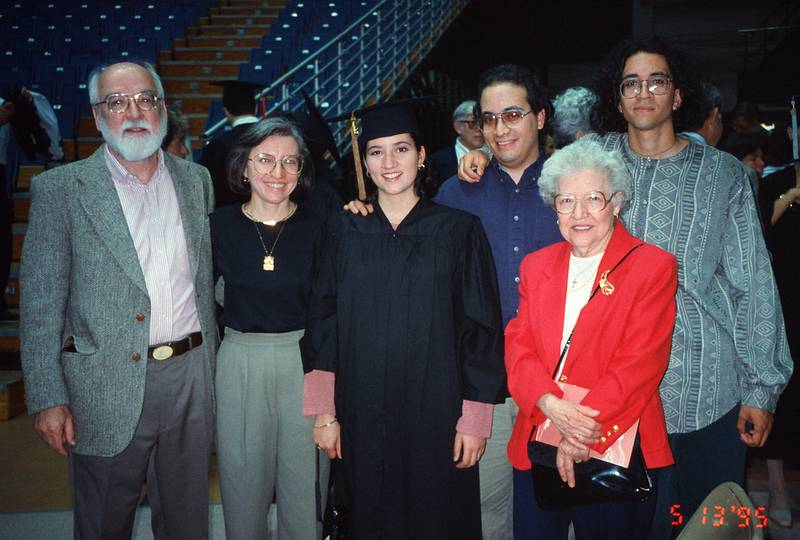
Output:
[
  {"xmin": 455, "ymin": 400, "xmax": 494, "ymax": 439},
  {"xmin": 302, "ymin": 370, "xmax": 336, "ymax": 417}
]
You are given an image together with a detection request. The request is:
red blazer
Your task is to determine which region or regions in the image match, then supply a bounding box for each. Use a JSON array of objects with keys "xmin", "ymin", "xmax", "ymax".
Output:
[{"xmin": 505, "ymin": 221, "xmax": 677, "ymax": 470}]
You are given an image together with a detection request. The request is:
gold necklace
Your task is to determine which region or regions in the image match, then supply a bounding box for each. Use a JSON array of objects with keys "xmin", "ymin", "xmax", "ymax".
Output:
[
  {"xmin": 241, "ymin": 202, "xmax": 297, "ymax": 226},
  {"xmin": 253, "ymin": 218, "xmax": 288, "ymax": 271},
  {"xmin": 638, "ymin": 137, "xmax": 679, "ymax": 159}
]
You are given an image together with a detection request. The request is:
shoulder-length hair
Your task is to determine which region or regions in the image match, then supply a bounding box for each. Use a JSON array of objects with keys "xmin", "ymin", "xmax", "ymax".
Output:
[
  {"xmin": 226, "ymin": 117, "xmax": 313, "ymax": 203},
  {"xmin": 589, "ymin": 36, "xmax": 704, "ymax": 135}
]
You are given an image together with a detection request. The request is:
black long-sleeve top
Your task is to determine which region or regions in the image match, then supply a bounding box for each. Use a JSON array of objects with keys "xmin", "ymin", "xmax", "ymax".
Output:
[{"xmin": 210, "ymin": 204, "xmax": 324, "ymax": 333}]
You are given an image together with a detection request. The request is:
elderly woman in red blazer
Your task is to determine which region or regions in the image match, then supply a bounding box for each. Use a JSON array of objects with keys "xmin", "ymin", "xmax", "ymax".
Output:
[{"xmin": 506, "ymin": 138, "xmax": 677, "ymax": 540}]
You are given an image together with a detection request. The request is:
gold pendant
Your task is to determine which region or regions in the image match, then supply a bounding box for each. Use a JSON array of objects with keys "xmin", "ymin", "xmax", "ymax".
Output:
[
  {"xmin": 599, "ymin": 270, "xmax": 615, "ymax": 295},
  {"xmin": 263, "ymin": 255, "xmax": 275, "ymax": 271}
]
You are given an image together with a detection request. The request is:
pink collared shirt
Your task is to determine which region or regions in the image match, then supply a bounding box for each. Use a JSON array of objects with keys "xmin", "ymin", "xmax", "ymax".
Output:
[{"xmin": 105, "ymin": 145, "xmax": 201, "ymax": 345}]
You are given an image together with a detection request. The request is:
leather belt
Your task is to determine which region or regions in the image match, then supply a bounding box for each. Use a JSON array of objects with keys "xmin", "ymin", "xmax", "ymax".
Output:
[{"xmin": 148, "ymin": 332, "xmax": 203, "ymax": 361}]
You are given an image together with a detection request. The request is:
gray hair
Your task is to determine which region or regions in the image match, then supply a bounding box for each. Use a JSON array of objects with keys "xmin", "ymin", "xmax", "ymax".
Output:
[
  {"xmin": 698, "ymin": 81, "xmax": 721, "ymax": 115},
  {"xmin": 551, "ymin": 87, "xmax": 597, "ymax": 148},
  {"xmin": 538, "ymin": 138, "xmax": 631, "ymax": 207},
  {"xmin": 452, "ymin": 100, "xmax": 477, "ymax": 121},
  {"xmin": 87, "ymin": 61, "xmax": 165, "ymax": 105}
]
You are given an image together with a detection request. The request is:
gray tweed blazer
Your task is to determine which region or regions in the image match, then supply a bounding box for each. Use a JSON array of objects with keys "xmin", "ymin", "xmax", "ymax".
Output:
[{"xmin": 20, "ymin": 146, "xmax": 217, "ymax": 457}]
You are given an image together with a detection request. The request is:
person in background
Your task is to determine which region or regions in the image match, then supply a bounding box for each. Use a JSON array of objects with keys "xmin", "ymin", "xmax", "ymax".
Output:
[
  {"xmin": 428, "ymin": 99, "xmax": 489, "ymax": 184},
  {"xmin": 679, "ymin": 81, "xmax": 723, "ymax": 147},
  {"xmin": 731, "ymin": 124, "xmax": 800, "ymax": 528},
  {"xmin": 211, "ymin": 116, "xmax": 329, "ymax": 539},
  {"xmin": 506, "ymin": 138, "xmax": 676, "ymax": 539},
  {"xmin": 200, "ymin": 80, "xmax": 262, "ymax": 207},
  {"xmin": 550, "ymin": 86, "xmax": 597, "ymax": 150},
  {"xmin": 304, "ymin": 101, "xmax": 506, "ymax": 539},
  {"xmin": 161, "ymin": 109, "xmax": 190, "ymax": 159}
]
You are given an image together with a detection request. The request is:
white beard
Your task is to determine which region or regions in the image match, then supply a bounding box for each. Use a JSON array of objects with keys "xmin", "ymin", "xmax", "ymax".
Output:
[{"xmin": 98, "ymin": 112, "xmax": 167, "ymax": 162}]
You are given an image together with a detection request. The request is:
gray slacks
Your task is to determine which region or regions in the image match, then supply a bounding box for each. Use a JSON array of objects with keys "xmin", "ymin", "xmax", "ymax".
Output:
[
  {"xmin": 69, "ymin": 344, "xmax": 213, "ymax": 540},
  {"xmin": 216, "ymin": 328, "xmax": 329, "ymax": 540},
  {"xmin": 479, "ymin": 396, "xmax": 517, "ymax": 540}
]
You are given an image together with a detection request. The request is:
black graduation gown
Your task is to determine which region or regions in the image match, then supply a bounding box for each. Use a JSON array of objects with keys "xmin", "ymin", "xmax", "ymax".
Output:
[{"xmin": 302, "ymin": 199, "xmax": 506, "ymax": 539}]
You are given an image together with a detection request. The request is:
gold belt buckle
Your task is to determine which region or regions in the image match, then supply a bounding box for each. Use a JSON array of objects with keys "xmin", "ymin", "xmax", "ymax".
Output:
[{"xmin": 152, "ymin": 345, "xmax": 174, "ymax": 361}]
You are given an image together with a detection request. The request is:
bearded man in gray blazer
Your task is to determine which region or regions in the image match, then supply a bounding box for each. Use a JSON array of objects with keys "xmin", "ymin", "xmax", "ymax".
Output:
[{"xmin": 20, "ymin": 61, "xmax": 216, "ymax": 540}]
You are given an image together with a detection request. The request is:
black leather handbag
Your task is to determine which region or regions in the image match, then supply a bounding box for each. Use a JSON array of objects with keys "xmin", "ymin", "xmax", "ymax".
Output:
[
  {"xmin": 527, "ymin": 243, "xmax": 653, "ymax": 510},
  {"xmin": 527, "ymin": 431, "xmax": 653, "ymax": 510}
]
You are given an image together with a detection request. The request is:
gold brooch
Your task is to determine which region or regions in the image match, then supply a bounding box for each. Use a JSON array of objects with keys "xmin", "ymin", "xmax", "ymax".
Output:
[{"xmin": 598, "ymin": 270, "xmax": 615, "ymax": 295}]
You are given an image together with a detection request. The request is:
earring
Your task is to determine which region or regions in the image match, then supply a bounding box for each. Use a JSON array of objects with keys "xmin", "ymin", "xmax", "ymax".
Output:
[
  {"xmin": 365, "ymin": 169, "xmax": 371, "ymax": 178},
  {"xmin": 672, "ymin": 104, "xmax": 678, "ymax": 110},
  {"xmin": 243, "ymin": 176, "xmax": 249, "ymax": 183},
  {"xmin": 418, "ymin": 162, "xmax": 426, "ymax": 171}
]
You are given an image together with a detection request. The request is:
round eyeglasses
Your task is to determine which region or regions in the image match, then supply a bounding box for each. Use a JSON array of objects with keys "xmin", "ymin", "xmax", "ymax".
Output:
[
  {"xmin": 479, "ymin": 109, "xmax": 531, "ymax": 130},
  {"xmin": 456, "ymin": 118, "xmax": 480, "ymax": 129},
  {"xmin": 93, "ymin": 92, "xmax": 162, "ymax": 114},
  {"xmin": 249, "ymin": 153, "xmax": 304, "ymax": 175},
  {"xmin": 553, "ymin": 191, "xmax": 615, "ymax": 214},
  {"xmin": 619, "ymin": 77, "xmax": 673, "ymax": 99}
]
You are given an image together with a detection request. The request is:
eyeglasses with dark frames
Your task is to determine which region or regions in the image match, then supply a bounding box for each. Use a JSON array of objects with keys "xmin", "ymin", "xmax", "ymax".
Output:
[{"xmin": 93, "ymin": 92, "xmax": 162, "ymax": 114}]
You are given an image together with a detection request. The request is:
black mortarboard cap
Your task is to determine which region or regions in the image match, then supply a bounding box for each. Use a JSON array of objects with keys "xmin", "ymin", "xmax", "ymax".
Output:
[
  {"xmin": 327, "ymin": 97, "xmax": 433, "ymax": 147},
  {"xmin": 326, "ymin": 97, "xmax": 435, "ymax": 200},
  {"xmin": 210, "ymin": 80, "xmax": 263, "ymax": 112}
]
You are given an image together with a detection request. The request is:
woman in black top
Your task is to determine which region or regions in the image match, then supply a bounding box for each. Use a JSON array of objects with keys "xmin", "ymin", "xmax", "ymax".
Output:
[
  {"xmin": 301, "ymin": 102, "xmax": 506, "ymax": 539},
  {"xmin": 210, "ymin": 117, "xmax": 328, "ymax": 539}
]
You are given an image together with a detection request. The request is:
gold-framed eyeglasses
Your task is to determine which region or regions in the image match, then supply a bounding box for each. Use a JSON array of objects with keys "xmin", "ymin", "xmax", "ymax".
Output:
[
  {"xmin": 249, "ymin": 153, "xmax": 304, "ymax": 175},
  {"xmin": 93, "ymin": 92, "xmax": 162, "ymax": 113},
  {"xmin": 554, "ymin": 191, "xmax": 616, "ymax": 214},
  {"xmin": 619, "ymin": 77, "xmax": 673, "ymax": 99},
  {"xmin": 479, "ymin": 109, "xmax": 531, "ymax": 130}
]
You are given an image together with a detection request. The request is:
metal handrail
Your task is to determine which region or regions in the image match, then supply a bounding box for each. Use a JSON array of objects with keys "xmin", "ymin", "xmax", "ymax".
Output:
[{"xmin": 203, "ymin": 0, "xmax": 468, "ymax": 146}]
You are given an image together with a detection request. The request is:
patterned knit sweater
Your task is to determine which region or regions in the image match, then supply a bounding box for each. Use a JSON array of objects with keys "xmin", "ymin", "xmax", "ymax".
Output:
[{"xmin": 594, "ymin": 132, "xmax": 792, "ymax": 434}]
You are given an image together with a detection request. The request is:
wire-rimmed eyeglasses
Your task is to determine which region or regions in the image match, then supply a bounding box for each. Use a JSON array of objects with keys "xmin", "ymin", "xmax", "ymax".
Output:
[
  {"xmin": 248, "ymin": 153, "xmax": 304, "ymax": 175},
  {"xmin": 479, "ymin": 109, "xmax": 531, "ymax": 130},
  {"xmin": 93, "ymin": 92, "xmax": 162, "ymax": 114},
  {"xmin": 553, "ymin": 191, "xmax": 616, "ymax": 214},
  {"xmin": 619, "ymin": 77, "xmax": 673, "ymax": 99}
]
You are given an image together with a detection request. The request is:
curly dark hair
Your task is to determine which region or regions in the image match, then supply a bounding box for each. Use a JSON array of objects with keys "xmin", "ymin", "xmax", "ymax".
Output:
[
  {"xmin": 589, "ymin": 36, "xmax": 704, "ymax": 135},
  {"xmin": 361, "ymin": 131, "xmax": 438, "ymax": 202},
  {"xmin": 476, "ymin": 64, "xmax": 552, "ymax": 131}
]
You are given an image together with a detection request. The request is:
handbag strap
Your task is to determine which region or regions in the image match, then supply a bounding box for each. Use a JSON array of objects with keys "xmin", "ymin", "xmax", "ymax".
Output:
[{"xmin": 550, "ymin": 243, "xmax": 644, "ymax": 380}]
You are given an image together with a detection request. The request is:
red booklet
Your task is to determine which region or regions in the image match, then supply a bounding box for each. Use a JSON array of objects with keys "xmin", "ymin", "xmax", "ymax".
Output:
[{"xmin": 534, "ymin": 382, "xmax": 638, "ymax": 467}]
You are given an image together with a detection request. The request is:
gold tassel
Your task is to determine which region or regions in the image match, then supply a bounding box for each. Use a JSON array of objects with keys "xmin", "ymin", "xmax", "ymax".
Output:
[{"xmin": 349, "ymin": 112, "xmax": 366, "ymax": 201}]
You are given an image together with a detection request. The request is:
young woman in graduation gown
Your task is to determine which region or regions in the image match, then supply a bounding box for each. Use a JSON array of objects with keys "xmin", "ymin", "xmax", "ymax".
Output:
[{"xmin": 301, "ymin": 103, "xmax": 507, "ymax": 539}]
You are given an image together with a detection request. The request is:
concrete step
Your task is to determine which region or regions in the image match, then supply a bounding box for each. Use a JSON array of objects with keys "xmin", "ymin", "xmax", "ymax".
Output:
[
  {"xmin": 199, "ymin": 14, "xmax": 277, "ymax": 26},
  {"xmin": 16, "ymin": 166, "xmax": 43, "ymax": 191},
  {"xmin": 186, "ymin": 25, "xmax": 270, "ymax": 37},
  {"xmin": 213, "ymin": 5, "xmax": 284, "ymax": 16},
  {"xmin": 159, "ymin": 61, "xmax": 241, "ymax": 78},
  {"xmin": 167, "ymin": 95, "xmax": 217, "ymax": 115},
  {"xmin": 11, "ymin": 223, "xmax": 26, "ymax": 262},
  {"xmin": 77, "ymin": 117, "xmax": 99, "ymax": 139},
  {"xmin": 163, "ymin": 47, "xmax": 252, "ymax": 62},
  {"xmin": 176, "ymin": 35, "xmax": 262, "ymax": 48},
  {"xmin": 163, "ymin": 78, "xmax": 230, "ymax": 96},
  {"xmin": 12, "ymin": 192, "xmax": 30, "ymax": 223}
]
